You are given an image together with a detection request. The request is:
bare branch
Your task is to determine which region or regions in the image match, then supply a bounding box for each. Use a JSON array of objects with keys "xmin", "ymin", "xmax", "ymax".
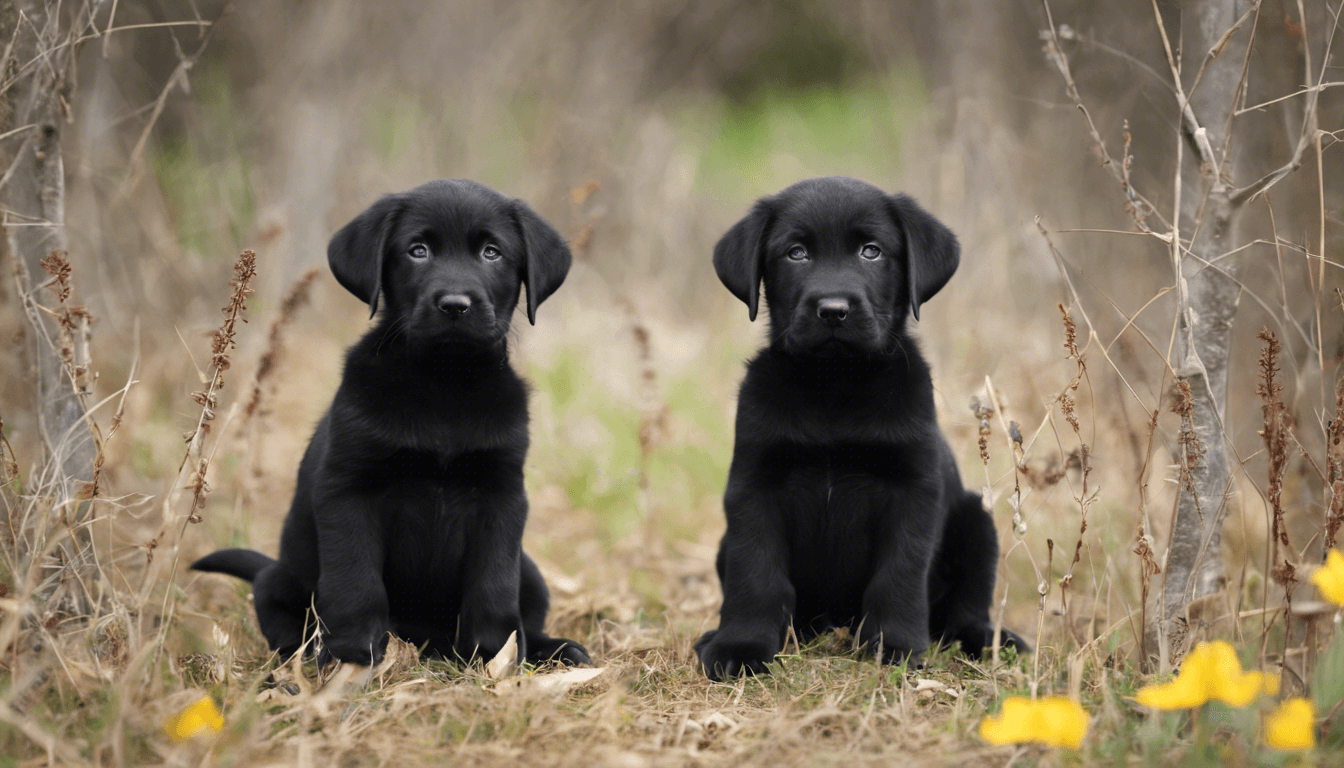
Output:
[
  {"xmin": 1236, "ymin": 81, "xmax": 1344, "ymax": 115},
  {"xmin": 1148, "ymin": 0, "xmax": 1219, "ymax": 171},
  {"xmin": 1039, "ymin": 1, "xmax": 1168, "ymax": 234},
  {"xmin": 1189, "ymin": 3, "xmax": 1258, "ymax": 96},
  {"xmin": 119, "ymin": 6, "xmax": 229, "ymax": 195},
  {"xmin": 1230, "ymin": 1, "xmax": 1342, "ymax": 206}
]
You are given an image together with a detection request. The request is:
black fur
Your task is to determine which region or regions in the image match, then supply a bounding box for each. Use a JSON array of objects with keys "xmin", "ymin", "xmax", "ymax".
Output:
[
  {"xmin": 696, "ymin": 177, "xmax": 1026, "ymax": 680},
  {"xmin": 192, "ymin": 179, "xmax": 588, "ymax": 669}
]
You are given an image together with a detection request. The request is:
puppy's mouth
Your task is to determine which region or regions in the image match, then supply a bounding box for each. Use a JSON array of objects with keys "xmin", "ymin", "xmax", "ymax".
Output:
[
  {"xmin": 808, "ymin": 335, "xmax": 868, "ymax": 357},
  {"xmin": 411, "ymin": 324, "xmax": 504, "ymax": 348},
  {"xmin": 404, "ymin": 310, "xmax": 506, "ymax": 350},
  {"xmin": 784, "ymin": 322, "xmax": 884, "ymax": 357}
]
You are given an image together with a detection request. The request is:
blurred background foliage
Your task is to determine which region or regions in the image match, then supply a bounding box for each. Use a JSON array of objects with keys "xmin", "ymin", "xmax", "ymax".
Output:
[{"xmin": 1, "ymin": 0, "xmax": 1341, "ymax": 644}]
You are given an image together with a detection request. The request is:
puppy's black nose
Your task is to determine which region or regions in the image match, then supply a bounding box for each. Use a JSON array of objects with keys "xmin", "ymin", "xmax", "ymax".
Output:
[
  {"xmin": 436, "ymin": 294, "xmax": 472, "ymax": 316},
  {"xmin": 817, "ymin": 298, "xmax": 850, "ymax": 325}
]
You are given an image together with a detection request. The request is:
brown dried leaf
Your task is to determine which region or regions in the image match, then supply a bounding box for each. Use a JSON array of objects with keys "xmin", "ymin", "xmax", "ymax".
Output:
[{"xmin": 485, "ymin": 631, "xmax": 519, "ymax": 680}]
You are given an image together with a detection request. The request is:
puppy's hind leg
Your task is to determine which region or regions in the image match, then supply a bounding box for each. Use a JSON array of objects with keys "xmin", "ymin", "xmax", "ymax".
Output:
[
  {"xmin": 519, "ymin": 553, "xmax": 591, "ymax": 666},
  {"xmin": 928, "ymin": 493, "xmax": 1029, "ymax": 658}
]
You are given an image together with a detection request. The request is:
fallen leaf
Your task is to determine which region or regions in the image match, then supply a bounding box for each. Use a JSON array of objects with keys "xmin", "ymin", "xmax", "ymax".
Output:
[
  {"xmin": 486, "ymin": 631, "xmax": 519, "ymax": 680},
  {"xmin": 211, "ymin": 623, "xmax": 231, "ymax": 650},
  {"xmin": 324, "ymin": 661, "xmax": 370, "ymax": 691},
  {"xmin": 694, "ymin": 711, "xmax": 738, "ymax": 735},
  {"xmin": 254, "ymin": 688, "xmax": 291, "ymax": 704},
  {"xmin": 490, "ymin": 666, "xmax": 606, "ymax": 696},
  {"xmin": 912, "ymin": 678, "xmax": 958, "ymax": 697},
  {"xmin": 372, "ymin": 635, "xmax": 419, "ymax": 681}
]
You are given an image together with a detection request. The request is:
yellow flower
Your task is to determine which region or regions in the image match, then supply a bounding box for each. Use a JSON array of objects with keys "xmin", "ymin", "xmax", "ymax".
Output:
[
  {"xmin": 164, "ymin": 695, "xmax": 224, "ymax": 742},
  {"xmin": 1311, "ymin": 549, "xmax": 1344, "ymax": 606},
  {"xmin": 1264, "ymin": 698, "xmax": 1316, "ymax": 751},
  {"xmin": 1134, "ymin": 641, "xmax": 1269, "ymax": 710},
  {"xmin": 979, "ymin": 696, "xmax": 1088, "ymax": 749}
]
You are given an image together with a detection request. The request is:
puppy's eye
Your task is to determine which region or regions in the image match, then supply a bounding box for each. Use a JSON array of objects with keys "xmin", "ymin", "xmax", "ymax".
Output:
[
  {"xmin": 408, "ymin": 243, "xmax": 430, "ymax": 260},
  {"xmin": 786, "ymin": 245, "xmax": 808, "ymax": 262},
  {"xmin": 860, "ymin": 243, "xmax": 882, "ymax": 260},
  {"xmin": 481, "ymin": 244, "xmax": 502, "ymax": 262}
]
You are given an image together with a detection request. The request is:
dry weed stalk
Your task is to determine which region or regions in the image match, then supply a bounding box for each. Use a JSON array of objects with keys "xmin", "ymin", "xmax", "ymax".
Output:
[
  {"xmin": 6, "ymin": 249, "xmax": 114, "ymax": 612},
  {"xmin": 1006, "ymin": 419, "xmax": 1026, "ymax": 535},
  {"xmin": 1326, "ymin": 303, "xmax": 1344, "ymax": 550},
  {"xmin": 1256, "ymin": 329, "xmax": 1294, "ymax": 589},
  {"xmin": 617, "ymin": 295, "xmax": 666, "ymax": 550},
  {"xmin": 1256, "ymin": 328, "xmax": 1304, "ymax": 682},
  {"xmin": 1031, "ymin": 538, "xmax": 1055, "ymax": 697},
  {"xmin": 1327, "ymin": 371, "xmax": 1344, "ymax": 552},
  {"xmin": 141, "ymin": 251, "xmax": 258, "ymax": 565},
  {"xmin": 1133, "ymin": 408, "xmax": 1162, "ymax": 663},
  {"xmin": 567, "ymin": 180, "xmax": 602, "ymax": 258},
  {"xmin": 1038, "ymin": 14, "xmax": 1164, "ymax": 236},
  {"xmin": 0, "ymin": 414, "xmax": 18, "ymax": 546},
  {"xmin": 138, "ymin": 249, "xmax": 259, "ymax": 668},
  {"xmin": 1055, "ymin": 304, "xmax": 1092, "ymax": 614},
  {"xmin": 1170, "ymin": 380, "xmax": 1204, "ymax": 501},
  {"xmin": 231, "ymin": 268, "xmax": 319, "ymax": 531},
  {"xmin": 0, "ymin": 414, "xmax": 17, "ymax": 482},
  {"xmin": 244, "ymin": 268, "xmax": 319, "ymax": 421},
  {"xmin": 178, "ymin": 249, "xmax": 258, "ymax": 525},
  {"xmin": 36, "ymin": 252, "xmax": 92, "ymax": 392},
  {"xmin": 35, "ymin": 251, "xmax": 112, "ymax": 503},
  {"xmin": 971, "ymin": 397, "xmax": 992, "ymax": 466}
]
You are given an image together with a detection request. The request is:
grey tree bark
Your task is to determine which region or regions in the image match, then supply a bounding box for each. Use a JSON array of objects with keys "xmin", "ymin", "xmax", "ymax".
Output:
[
  {"xmin": 1157, "ymin": 0, "xmax": 1246, "ymax": 655},
  {"xmin": 0, "ymin": 0, "xmax": 99, "ymax": 615},
  {"xmin": 1158, "ymin": 0, "xmax": 1316, "ymax": 659},
  {"xmin": 0, "ymin": 0, "xmax": 93, "ymax": 495}
]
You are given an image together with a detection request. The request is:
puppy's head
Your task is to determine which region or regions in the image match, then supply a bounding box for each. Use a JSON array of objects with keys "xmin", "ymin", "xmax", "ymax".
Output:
[
  {"xmin": 328, "ymin": 179, "xmax": 571, "ymax": 349},
  {"xmin": 713, "ymin": 177, "xmax": 959, "ymax": 357}
]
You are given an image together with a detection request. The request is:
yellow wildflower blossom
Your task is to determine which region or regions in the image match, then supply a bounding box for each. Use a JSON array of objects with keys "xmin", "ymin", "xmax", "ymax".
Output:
[
  {"xmin": 1134, "ymin": 641, "xmax": 1268, "ymax": 710},
  {"xmin": 979, "ymin": 696, "xmax": 1088, "ymax": 749},
  {"xmin": 1311, "ymin": 549, "xmax": 1344, "ymax": 606},
  {"xmin": 164, "ymin": 695, "xmax": 224, "ymax": 742},
  {"xmin": 1264, "ymin": 698, "xmax": 1316, "ymax": 751}
]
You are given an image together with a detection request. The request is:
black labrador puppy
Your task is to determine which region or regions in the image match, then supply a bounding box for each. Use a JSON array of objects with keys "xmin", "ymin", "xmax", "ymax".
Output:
[
  {"xmin": 193, "ymin": 179, "xmax": 590, "ymax": 669},
  {"xmin": 695, "ymin": 177, "xmax": 1025, "ymax": 680}
]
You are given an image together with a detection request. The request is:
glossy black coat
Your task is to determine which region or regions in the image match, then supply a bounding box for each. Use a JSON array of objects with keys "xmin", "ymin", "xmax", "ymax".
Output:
[
  {"xmin": 696, "ymin": 177, "xmax": 1026, "ymax": 680},
  {"xmin": 193, "ymin": 180, "xmax": 588, "ymax": 668}
]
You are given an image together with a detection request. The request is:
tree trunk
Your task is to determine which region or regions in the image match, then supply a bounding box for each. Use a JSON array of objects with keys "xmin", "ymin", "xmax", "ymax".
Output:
[
  {"xmin": 1158, "ymin": 0, "xmax": 1250, "ymax": 661},
  {"xmin": 0, "ymin": 1, "xmax": 96, "ymax": 615},
  {"xmin": 0, "ymin": 0, "xmax": 92, "ymax": 494}
]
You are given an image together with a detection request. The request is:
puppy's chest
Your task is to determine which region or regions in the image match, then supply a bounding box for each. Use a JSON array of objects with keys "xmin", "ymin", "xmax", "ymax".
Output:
[
  {"xmin": 762, "ymin": 442, "xmax": 917, "ymax": 491},
  {"xmin": 370, "ymin": 447, "xmax": 518, "ymax": 495},
  {"xmin": 376, "ymin": 450, "xmax": 516, "ymax": 573}
]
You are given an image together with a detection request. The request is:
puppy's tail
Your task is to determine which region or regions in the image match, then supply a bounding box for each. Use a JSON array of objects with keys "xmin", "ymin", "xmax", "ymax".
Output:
[{"xmin": 191, "ymin": 548, "xmax": 275, "ymax": 583}]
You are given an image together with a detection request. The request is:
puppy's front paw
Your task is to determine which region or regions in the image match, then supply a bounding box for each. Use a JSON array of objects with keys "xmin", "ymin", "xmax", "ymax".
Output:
[
  {"xmin": 527, "ymin": 636, "xmax": 591, "ymax": 667},
  {"xmin": 955, "ymin": 623, "xmax": 1032, "ymax": 659},
  {"xmin": 457, "ymin": 621, "xmax": 525, "ymax": 665},
  {"xmin": 859, "ymin": 627, "xmax": 926, "ymax": 668},
  {"xmin": 319, "ymin": 625, "xmax": 390, "ymax": 667},
  {"xmin": 695, "ymin": 629, "xmax": 779, "ymax": 681}
]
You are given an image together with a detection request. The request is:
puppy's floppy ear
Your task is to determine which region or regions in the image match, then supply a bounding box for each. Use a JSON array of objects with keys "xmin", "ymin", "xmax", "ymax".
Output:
[
  {"xmin": 888, "ymin": 194, "xmax": 960, "ymax": 321},
  {"xmin": 328, "ymin": 194, "xmax": 403, "ymax": 318},
  {"xmin": 512, "ymin": 200, "xmax": 572, "ymax": 325},
  {"xmin": 713, "ymin": 197, "xmax": 775, "ymax": 321}
]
